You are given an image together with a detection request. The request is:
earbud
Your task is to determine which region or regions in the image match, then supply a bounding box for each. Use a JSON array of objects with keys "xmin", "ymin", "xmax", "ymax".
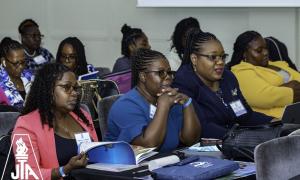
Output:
[{"xmin": 2, "ymin": 60, "xmax": 6, "ymax": 67}]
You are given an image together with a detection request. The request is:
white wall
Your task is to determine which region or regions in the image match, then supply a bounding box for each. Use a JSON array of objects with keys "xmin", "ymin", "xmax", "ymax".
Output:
[{"xmin": 0, "ymin": 0, "xmax": 299, "ymax": 70}]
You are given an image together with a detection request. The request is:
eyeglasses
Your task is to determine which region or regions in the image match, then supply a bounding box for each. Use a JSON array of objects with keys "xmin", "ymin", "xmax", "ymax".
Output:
[
  {"xmin": 56, "ymin": 84, "xmax": 82, "ymax": 94},
  {"xmin": 23, "ymin": 34, "xmax": 44, "ymax": 39},
  {"xmin": 60, "ymin": 54, "xmax": 77, "ymax": 63},
  {"xmin": 5, "ymin": 58, "xmax": 26, "ymax": 68},
  {"xmin": 196, "ymin": 53, "xmax": 229, "ymax": 62},
  {"xmin": 145, "ymin": 70, "xmax": 174, "ymax": 79}
]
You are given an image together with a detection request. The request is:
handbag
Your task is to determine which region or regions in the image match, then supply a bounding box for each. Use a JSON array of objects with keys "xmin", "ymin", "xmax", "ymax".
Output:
[
  {"xmin": 78, "ymin": 80, "xmax": 102, "ymax": 117},
  {"xmin": 217, "ymin": 123, "xmax": 282, "ymax": 161}
]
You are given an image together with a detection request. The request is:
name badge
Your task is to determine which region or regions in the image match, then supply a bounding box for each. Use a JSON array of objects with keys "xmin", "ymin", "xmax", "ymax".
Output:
[
  {"xmin": 33, "ymin": 55, "xmax": 47, "ymax": 64},
  {"xmin": 149, "ymin": 104, "xmax": 157, "ymax": 119},
  {"xmin": 74, "ymin": 132, "xmax": 92, "ymax": 147},
  {"xmin": 229, "ymin": 100, "xmax": 247, "ymax": 117}
]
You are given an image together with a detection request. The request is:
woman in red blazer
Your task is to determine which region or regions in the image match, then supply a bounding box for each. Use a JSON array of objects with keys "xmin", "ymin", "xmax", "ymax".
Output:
[{"xmin": 13, "ymin": 63, "xmax": 98, "ymax": 180}]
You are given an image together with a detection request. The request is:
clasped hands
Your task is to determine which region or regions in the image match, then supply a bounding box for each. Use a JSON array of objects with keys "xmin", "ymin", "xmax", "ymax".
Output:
[{"xmin": 157, "ymin": 87, "xmax": 189, "ymax": 106}]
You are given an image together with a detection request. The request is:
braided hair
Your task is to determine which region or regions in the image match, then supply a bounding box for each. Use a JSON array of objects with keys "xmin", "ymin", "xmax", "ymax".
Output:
[
  {"xmin": 0, "ymin": 37, "xmax": 24, "ymax": 59},
  {"xmin": 121, "ymin": 24, "xmax": 147, "ymax": 57},
  {"xmin": 182, "ymin": 29, "xmax": 219, "ymax": 65},
  {"xmin": 227, "ymin": 31, "xmax": 262, "ymax": 69},
  {"xmin": 131, "ymin": 48, "xmax": 167, "ymax": 87},
  {"xmin": 56, "ymin": 37, "xmax": 88, "ymax": 76},
  {"xmin": 18, "ymin": 19, "xmax": 39, "ymax": 35},
  {"xmin": 171, "ymin": 17, "xmax": 201, "ymax": 61},
  {"xmin": 22, "ymin": 63, "xmax": 90, "ymax": 128}
]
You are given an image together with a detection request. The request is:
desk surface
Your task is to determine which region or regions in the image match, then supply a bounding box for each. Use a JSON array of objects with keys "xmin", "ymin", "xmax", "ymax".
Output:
[{"xmin": 70, "ymin": 150, "xmax": 255, "ymax": 180}]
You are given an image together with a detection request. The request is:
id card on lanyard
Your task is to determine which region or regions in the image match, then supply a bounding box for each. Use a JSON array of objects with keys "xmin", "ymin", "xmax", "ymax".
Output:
[
  {"xmin": 229, "ymin": 100, "xmax": 247, "ymax": 117},
  {"xmin": 74, "ymin": 132, "xmax": 92, "ymax": 147},
  {"xmin": 149, "ymin": 104, "xmax": 157, "ymax": 119}
]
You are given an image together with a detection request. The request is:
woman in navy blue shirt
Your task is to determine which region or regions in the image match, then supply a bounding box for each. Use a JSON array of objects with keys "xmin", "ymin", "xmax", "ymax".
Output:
[
  {"xmin": 107, "ymin": 49, "xmax": 200, "ymax": 152},
  {"xmin": 173, "ymin": 30, "xmax": 273, "ymax": 139}
]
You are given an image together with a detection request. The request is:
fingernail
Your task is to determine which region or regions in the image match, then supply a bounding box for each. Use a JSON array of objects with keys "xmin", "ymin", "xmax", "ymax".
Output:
[{"xmin": 168, "ymin": 92, "xmax": 172, "ymax": 95}]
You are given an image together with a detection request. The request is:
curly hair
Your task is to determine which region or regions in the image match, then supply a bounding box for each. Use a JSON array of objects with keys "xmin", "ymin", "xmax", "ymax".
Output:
[
  {"xmin": 56, "ymin": 37, "xmax": 88, "ymax": 76},
  {"xmin": 227, "ymin": 31, "xmax": 262, "ymax": 69},
  {"xmin": 18, "ymin": 19, "xmax": 39, "ymax": 35},
  {"xmin": 0, "ymin": 37, "xmax": 24, "ymax": 59},
  {"xmin": 22, "ymin": 63, "xmax": 90, "ymax": 128},
  {"xmin": 182, "ymin": 29, "xmax": 219, "ymax": 65},
  {"xmin": 121, "ymin": 24, "xmax": 147, "ymax": 57},
  {"xmin": 171, "ymin": 17, "xmax": 201, "ymax": 61},
  {"xmin": 131, "ymin": 48, "xmax": 167, "ymax": 87}
]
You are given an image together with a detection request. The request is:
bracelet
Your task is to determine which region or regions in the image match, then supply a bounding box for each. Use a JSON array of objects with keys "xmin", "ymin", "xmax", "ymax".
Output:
[
  {"xmin": 59, "ymin": 166, "xmax": 67, "ymax": 177},
  {"xmin": 183, "ymin": 97, "xmax": 192, "ymax": 108}
]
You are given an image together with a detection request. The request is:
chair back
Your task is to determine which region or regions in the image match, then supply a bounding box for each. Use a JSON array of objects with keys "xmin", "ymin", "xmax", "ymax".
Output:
[
  {"xmin": 97, "ymin": 94, "xmax": 122, "ymax": 140},
  {"xmin": 0, "ymin": 112, "xmax": 20, "ymax": 136},
  {"xmin": 255, "ymin": 135, "xmax": 300, "ymax": 180},
  {"xmin": 97, "ymin": 79, "xmax": 120, "ymax": 98}
]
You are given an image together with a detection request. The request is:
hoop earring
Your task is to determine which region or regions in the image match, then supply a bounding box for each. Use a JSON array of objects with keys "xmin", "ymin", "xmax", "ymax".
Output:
[{"xmin": 192, "ymin": 64, "xmax": 197, "ymax": 72}]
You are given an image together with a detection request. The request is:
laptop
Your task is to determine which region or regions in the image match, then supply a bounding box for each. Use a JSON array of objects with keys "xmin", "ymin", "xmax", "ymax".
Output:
[
  {"xmin": 281, "ymin": 102, "xmax": 300, "ymax": 124},
  {"xmin": 103, "ymin": 70, "xmax": 132, "ymax": 94}
]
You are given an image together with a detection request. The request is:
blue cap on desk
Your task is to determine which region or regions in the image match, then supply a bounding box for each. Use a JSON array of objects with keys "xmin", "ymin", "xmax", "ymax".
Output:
[{"xmin": 87, "ymin": 141, "xmax": 136, "ymax": 165}]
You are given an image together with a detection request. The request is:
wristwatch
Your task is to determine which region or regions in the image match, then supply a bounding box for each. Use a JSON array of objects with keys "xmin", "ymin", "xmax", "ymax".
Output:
[{"xmin": 59, "ymin": 166, "xmax": 67, "ymax": 177}]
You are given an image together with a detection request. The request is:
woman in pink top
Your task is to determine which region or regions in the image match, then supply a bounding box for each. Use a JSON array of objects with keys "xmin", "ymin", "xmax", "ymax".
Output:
[{"xmin": 13, "ymin": 63, "xmax": 98, "ymax": 180}]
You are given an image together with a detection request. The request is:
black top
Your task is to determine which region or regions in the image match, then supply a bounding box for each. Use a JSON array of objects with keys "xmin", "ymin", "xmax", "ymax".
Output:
[{"xmin": 55, "ymin": 134, "xmax": 78, "ymax": 166}]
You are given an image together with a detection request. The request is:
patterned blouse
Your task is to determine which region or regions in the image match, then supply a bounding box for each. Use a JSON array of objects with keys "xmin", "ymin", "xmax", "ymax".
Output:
[
  {"xmin": 0, "ymin": 65, "xmax": 34, "ymax": 110},
  {"xmin": 25, "ymin": 47, "xmax": 54, "ymax": 73}
]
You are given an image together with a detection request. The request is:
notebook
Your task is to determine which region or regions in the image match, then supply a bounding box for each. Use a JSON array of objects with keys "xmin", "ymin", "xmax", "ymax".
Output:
[
  {"xmin": 78, "ymin": 71, "xmax": 99, "ymax": 80},
  {"xmin": 281, "ymin": 102, "xmax": 300, "ymax": 124}
]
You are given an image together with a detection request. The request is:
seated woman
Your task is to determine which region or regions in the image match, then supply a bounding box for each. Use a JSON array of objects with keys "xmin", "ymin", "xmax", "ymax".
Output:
[
  {"xmin": 18, "ymin": 19, "xmax": 54, "ymax": 73},
  {"xmin": 265, "ymin": 36, "xmax": 298, "ymax": 71},
  {"xmin": 106, "ymin": 49, "xmax": 200, "ymax": 152},
  {"xmin": 56, "ymin": 37, "xmax": 95, "ymax": 77},
  {"xmin": 112, "ymin": 24, "xmax": 151, "ymax": 73},
  {"xmin": 227, "ymin": 31, "xmax": 300, "ymax": 119},
  {"xmin": 0, "ymin": 37, "xmax": 34, "ymax": 110},
  {"xmin": 13, "ymin": 63, "xmax": 98, "ymax": 179},
  {"xmin": 173, "ymin": 30, "xmax": 273, "ymax": 139},
  {"xmin": 167, "ymin": 17, "xmax": 201, "ymax": 71}
]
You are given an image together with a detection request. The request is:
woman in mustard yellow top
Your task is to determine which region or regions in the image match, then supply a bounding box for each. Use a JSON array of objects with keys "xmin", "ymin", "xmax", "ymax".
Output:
[{"xmin": 227, "ymin": 31, "xmax": 300, "ymax": 119}]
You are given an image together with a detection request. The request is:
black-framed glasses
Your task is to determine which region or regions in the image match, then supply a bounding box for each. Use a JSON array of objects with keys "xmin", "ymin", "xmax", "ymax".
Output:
[
  {"xmin": 196, "ymin": 53, "xmax": 229, "ymax": 62},
  {"xmin": 5, "ymin": 58, "xmax": 26, "ymax": 68},
  {"xmin": 23, "ymin": 34, "xmax": 44, "ymax": 39},
  {"xmin": 145, "ymin": 70, "xmax": 174, "ymax": 79},
  {"xmin": 60, "ymin": 54, "xmax": 77, "ymax": 62},
  {"xmin": 56, "ymin": 84, "xmax": 82, "ymax": 94}
]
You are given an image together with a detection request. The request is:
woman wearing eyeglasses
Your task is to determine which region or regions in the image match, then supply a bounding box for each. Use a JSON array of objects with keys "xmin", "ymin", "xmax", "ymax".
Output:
[
  {"xmin": 13, "ymin": 63, "xmax": 98, "ymax": 180},
  {"xmin": 18, "ymin": 19, "xmax": 54, "ymax": 73},
  {"xmin": 56, "ymin": 37, "xmax": 95, "ymax": 77},
  {"xmin": 227, "ymin": 31, "xmax": 300, "ymax": 119},
  {"xmin": 0, "ymin": 37, "xmax": 34, "ymax": 110},
  {"xmin": 173, "ymin": 30, "xmax": 273, "ymax": 139},
  {"xmin": 106, "ymin": 49, "xmax": 200, "ymax": 152}
]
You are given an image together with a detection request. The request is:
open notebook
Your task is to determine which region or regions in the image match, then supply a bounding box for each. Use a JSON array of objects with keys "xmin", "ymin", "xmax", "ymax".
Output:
[
  {"xmin": 79, "ymin": 141, "xmax": 157, "ymax": 171},
  {"xmin": 281, "ymin": 102, "xmax": 300, "ymax": 124}
]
